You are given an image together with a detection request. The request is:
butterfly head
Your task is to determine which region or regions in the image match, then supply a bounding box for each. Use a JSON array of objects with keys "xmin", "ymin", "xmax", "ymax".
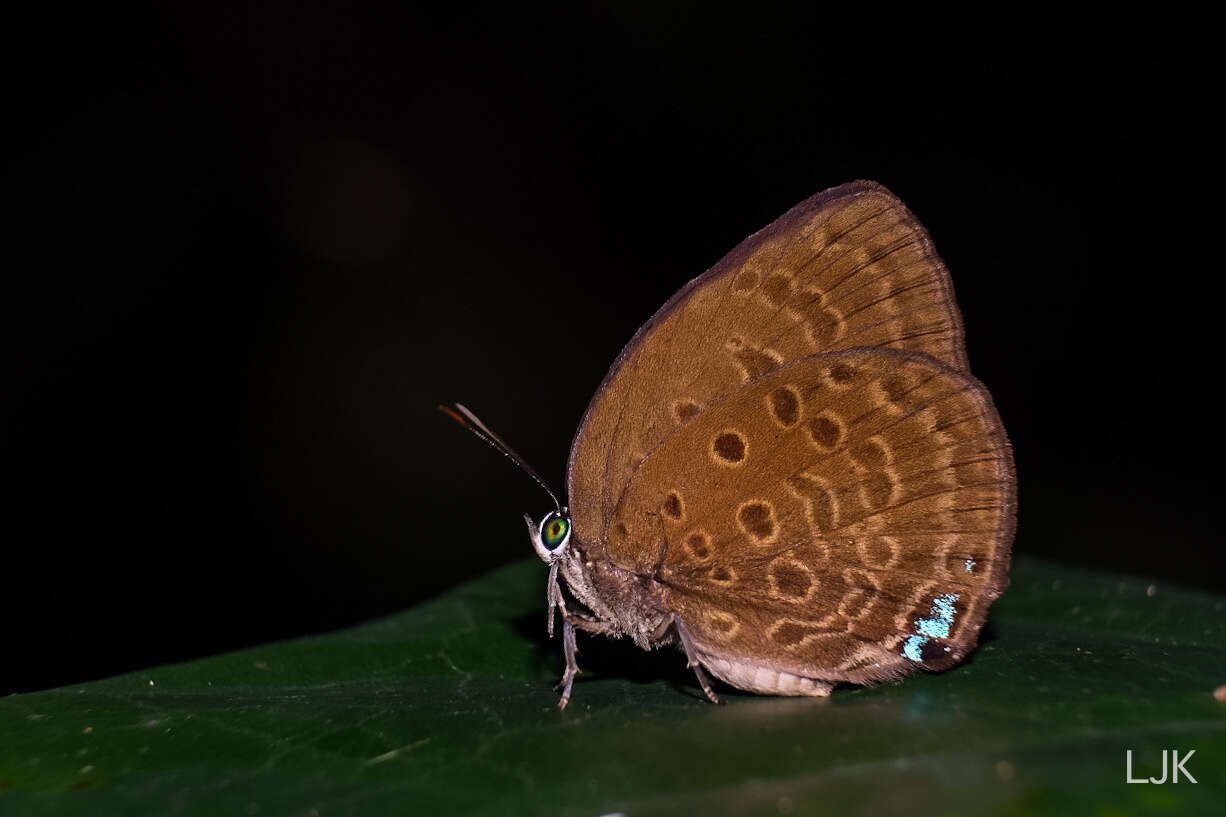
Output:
[{"xmin": 526, "ymin": 508, "xmax": 572, "ymax": 563}]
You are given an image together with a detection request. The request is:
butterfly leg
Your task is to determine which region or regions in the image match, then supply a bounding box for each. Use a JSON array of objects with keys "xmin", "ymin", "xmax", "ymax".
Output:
[
  {"xmin": 546, "ymin": 561, "xmax": 562, "ymax": 638},
  {"xmin": 548, "ymin": 561, "xmax": 612, "ymax": 634},
  {"xmin": 555, "ymin": 617, "xmax": 580, "ymax": 710},
  {"xmin": 672, "ymin": 613, "xmax": 722, "ymax": 705},
  {"xmin": 554, "ymin": 612, "xmax": 614, "ymax": 710}
]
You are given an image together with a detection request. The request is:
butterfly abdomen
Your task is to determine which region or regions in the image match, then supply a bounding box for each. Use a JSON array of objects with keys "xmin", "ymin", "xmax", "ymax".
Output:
[{"xmin": 700, "ymin": 654, "xmax": 834, "ymax": 697}]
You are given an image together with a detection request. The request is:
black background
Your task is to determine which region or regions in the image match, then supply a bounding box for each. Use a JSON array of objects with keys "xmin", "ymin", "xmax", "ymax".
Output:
[{"xmin": 3, "ymin": 6, "xmax": 1220, "ymax": 695}]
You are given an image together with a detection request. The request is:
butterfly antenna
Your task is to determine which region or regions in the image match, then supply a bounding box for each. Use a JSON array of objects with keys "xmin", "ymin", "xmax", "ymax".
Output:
[{"xmin": 438, "ymin": 403, "xmax": 562, "ymax": 514}]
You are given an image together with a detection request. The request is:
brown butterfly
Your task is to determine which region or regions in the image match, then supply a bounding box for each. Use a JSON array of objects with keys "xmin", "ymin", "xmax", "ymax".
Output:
[{"xmin": 443, "ymin": 180, "xmax": 1016, "ymax": 708}]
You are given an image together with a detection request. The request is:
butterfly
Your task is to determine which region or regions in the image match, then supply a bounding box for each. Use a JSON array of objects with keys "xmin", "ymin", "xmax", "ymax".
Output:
[{"xmin": 443, "ymin": 180, "xmax": 1016, "ymax": 708}]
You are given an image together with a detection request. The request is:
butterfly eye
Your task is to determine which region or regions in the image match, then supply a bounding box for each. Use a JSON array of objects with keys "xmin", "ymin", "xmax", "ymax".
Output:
[{"xmin": 541, "ymin": 515, "xmax": 570, "ymax": 549}]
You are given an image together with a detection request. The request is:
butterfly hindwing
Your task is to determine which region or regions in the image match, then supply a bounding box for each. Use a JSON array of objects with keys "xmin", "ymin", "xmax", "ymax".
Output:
[{"xmin": 606, "ymin": 349, "xmax": 1014, "ymax": 682}]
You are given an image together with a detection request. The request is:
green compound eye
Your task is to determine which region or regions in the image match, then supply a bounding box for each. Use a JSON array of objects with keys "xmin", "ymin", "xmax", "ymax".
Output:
[{"xmin": 542, "ymin": 516, "xmax": 569, "ymax": 548}]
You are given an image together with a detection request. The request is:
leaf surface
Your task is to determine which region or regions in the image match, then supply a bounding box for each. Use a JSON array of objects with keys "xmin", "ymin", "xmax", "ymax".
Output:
[{"xmin": 2, "ymin": 556, "xmax": 1224, "ymax": 816}]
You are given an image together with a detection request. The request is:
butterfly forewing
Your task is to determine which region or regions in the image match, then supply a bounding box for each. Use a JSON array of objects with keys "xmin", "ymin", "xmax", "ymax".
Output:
[
  {"xmin": 569, "ymin": 181, "xmax": 971, "ymax": 549},
  {"xmin": 610, "ymin": 349, "xmax": 1014, "ymax": 682}
]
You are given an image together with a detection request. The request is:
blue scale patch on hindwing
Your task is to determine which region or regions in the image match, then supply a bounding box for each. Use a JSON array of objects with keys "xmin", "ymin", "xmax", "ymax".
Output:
[{"xmin": 902, "ymin": 592, "xmax": 960, "ymax": 662}]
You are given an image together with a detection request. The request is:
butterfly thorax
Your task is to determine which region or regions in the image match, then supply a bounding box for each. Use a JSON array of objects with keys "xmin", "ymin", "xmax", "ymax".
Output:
[{"xmin": 558, "ymin": 539, "xmax": 673, "ymax": 649}]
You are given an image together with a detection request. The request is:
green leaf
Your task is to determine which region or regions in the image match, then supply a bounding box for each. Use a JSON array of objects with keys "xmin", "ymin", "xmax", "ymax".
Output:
[{"xmin": 2, "ymin": 556, "xmax": 1224, "ymax": 816}]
